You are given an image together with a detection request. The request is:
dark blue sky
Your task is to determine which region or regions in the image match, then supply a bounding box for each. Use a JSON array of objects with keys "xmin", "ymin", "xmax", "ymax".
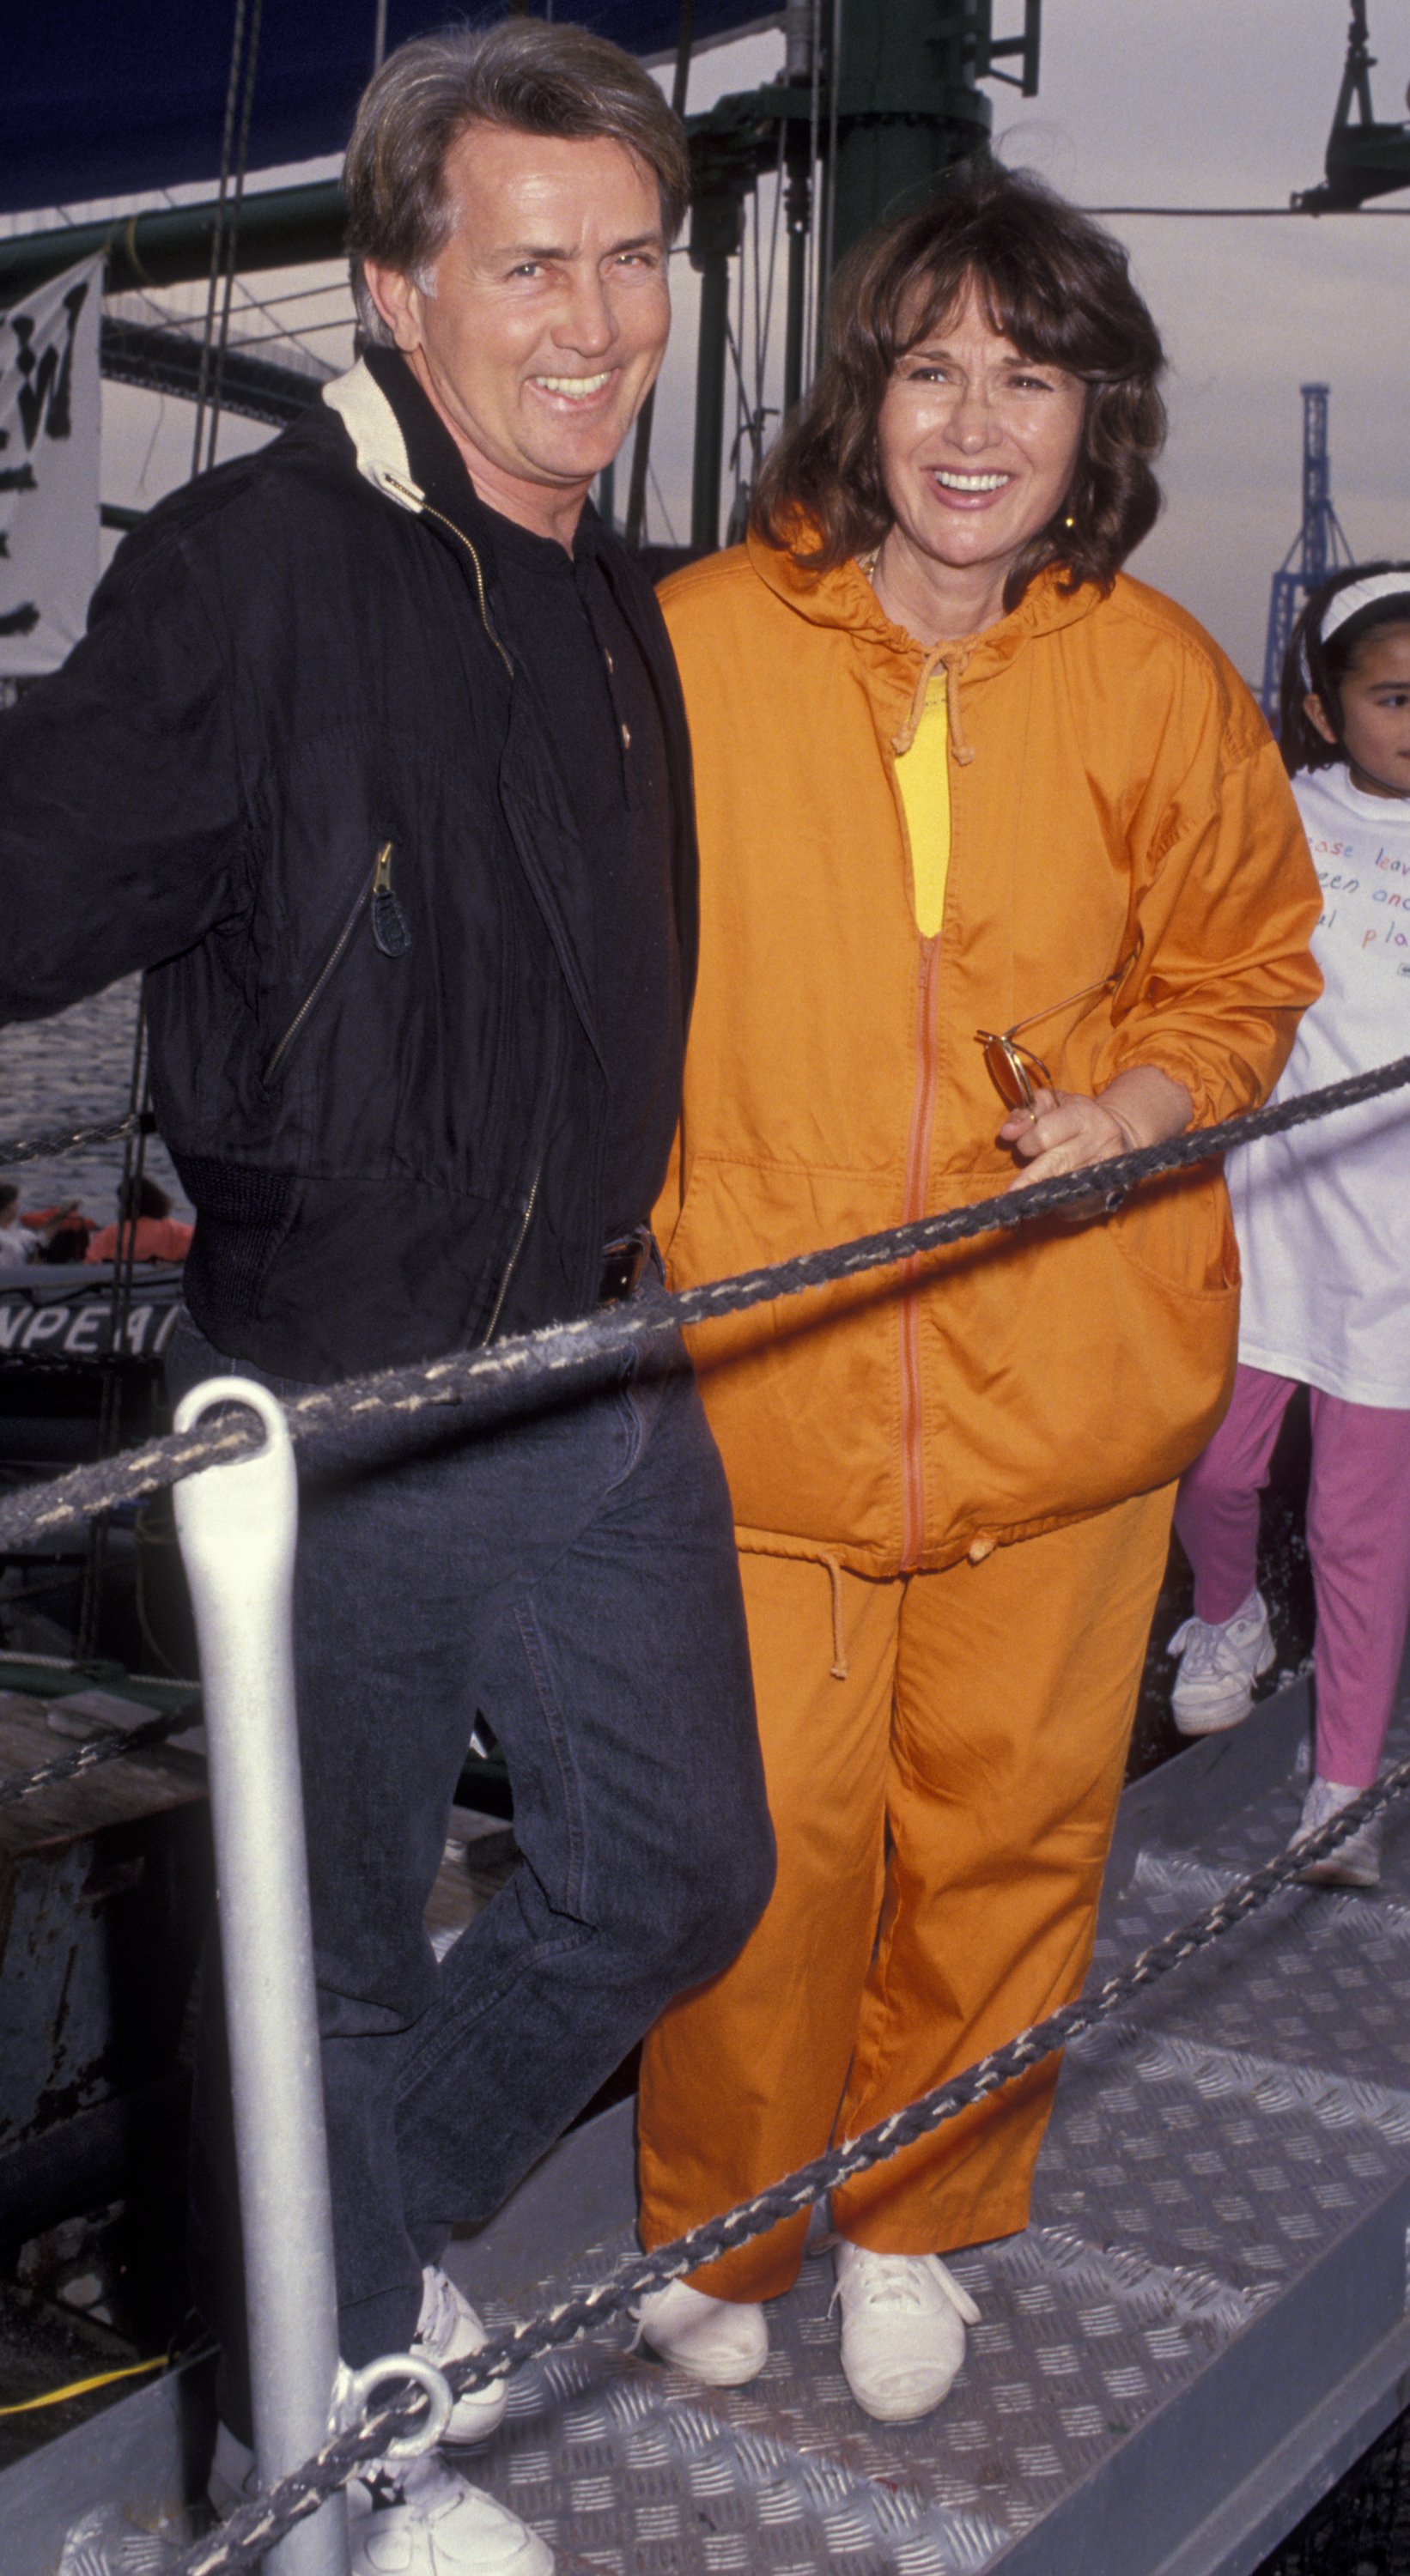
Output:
[{"xmin": 2, "ymin": 1, "xmax": 765, "ymax": 217}]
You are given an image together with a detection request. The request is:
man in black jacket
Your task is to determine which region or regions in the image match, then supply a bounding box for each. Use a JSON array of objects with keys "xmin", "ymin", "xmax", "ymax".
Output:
[{"xmin": 0, "ymin": 25, "xmax": 773, "ymax": 2573}]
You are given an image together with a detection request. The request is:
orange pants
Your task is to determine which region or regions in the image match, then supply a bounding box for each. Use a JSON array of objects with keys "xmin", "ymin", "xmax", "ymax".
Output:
[{"xmin": 637, "ymin": 1486, "xmax": 1175, "ymax": 2300}]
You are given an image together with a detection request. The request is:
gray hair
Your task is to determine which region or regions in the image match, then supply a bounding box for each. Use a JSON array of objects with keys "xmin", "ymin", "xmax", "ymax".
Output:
[{"xmin": 343, "ymin": 20, "xmax": 691, "ymax": 344}]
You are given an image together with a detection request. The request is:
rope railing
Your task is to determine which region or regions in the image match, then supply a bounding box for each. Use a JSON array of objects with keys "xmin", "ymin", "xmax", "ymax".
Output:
[
  {"xmin": 2, "ymin": 1051, "xmax": 1407, "ymax": 1819},
  {"xmin": 3, "ymin": 1050, "xmax": 1408, "ymax": 1570},
  {"xmin": 170, "ymin": 1753, "xmax": 1410, "ymax": 2576}
]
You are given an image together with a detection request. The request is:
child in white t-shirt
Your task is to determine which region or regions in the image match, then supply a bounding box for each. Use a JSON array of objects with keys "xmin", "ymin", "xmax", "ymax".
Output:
[{"xmin": 1170, "ymin": 562, "xmax": 1410, "ymax": 1886}]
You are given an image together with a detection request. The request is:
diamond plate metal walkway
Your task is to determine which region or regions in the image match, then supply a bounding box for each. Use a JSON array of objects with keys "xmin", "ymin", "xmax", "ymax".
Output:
[
  {"xmin": 439, "ymin": 1673, "xmax": 1410, "ymax": 2576},
  {"xmin": 7, "ymin": 1670, "xmax": 1410, "ymax": 2576}
]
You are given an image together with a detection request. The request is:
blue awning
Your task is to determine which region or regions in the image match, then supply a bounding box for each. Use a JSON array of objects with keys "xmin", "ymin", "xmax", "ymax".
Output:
[{"xmin": 3, "ymin": 2, "xmax": 775, "ymax": 222}]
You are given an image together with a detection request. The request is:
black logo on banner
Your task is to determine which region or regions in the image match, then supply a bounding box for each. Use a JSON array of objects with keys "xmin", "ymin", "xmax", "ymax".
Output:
[{"xmin": 10, "ymin": 282, "xmax": 90, "ymax": 450}]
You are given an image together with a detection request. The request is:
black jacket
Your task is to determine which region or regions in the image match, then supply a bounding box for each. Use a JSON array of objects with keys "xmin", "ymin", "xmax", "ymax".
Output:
[{"xmin": 0, "ymin": 359, "xmax": 698, "ymax": 1381}]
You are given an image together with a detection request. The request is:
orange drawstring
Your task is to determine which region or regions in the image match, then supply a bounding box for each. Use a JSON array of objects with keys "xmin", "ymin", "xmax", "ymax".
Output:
[
  {"xmin": 822, "ymin": 1553, "xmax": 849, "ymax": 1680},
  {"xmin": 891, "ymin": 644, "xmax": 945, "ymax": 757},
  {"xmin": 945, "ymin": 652, "xmax": 976, "ymax": 765},
  {"xmin": 890, "ymin": 643, "xmax": 975, "ymax": 765}
]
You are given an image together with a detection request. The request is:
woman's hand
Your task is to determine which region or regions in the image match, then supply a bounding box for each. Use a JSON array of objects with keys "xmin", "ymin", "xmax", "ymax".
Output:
[{"xmin": 999, "ymin": 1066, "xmax": 1193, "ymax": 1200}]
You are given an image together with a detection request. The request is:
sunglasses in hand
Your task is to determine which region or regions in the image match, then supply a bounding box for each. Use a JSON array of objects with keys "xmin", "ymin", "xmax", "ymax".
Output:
[{"xmin": 975, "ymin": 969, "xmax": 1126, "ymax": 1115}]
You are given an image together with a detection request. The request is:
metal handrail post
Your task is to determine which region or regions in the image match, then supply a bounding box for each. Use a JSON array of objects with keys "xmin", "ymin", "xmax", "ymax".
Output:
[{"xmin": 173, "ymin": 1378, "xmax": 350, "ymax": 2576}]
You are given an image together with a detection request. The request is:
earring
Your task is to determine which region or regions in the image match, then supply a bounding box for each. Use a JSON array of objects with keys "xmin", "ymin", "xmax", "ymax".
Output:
[{"xmin": 1062, "ymin": 512, "xmax": 1076, "ymax": 530}]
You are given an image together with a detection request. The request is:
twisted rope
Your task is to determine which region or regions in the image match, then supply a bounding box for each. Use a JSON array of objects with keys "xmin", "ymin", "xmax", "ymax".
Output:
[
  {"xmin": 0, "ymin": 1110, "xmax": 148, "ymax": 1171},
  {"xmin": 170, "ymin": 1755, "xmax": 1410, "ymax": 2576},
  {"xmin": 3, "ymin": 1051, "xmax": 1408, "ymax": 1563}
]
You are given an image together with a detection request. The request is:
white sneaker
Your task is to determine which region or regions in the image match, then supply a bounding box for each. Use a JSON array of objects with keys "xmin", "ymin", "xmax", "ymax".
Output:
[
  {"xmin": 414, "ymin": 2264, "xmax": 508, "ymax": 2445},
  {"xmin": 833, "ymin": 2241, "xmax": 979, "ymax": 2422},
  {"xmin": 349, "ymin": 2451, "xmax": 551, "ymax": 2575},
  {"xmin": 209, "ymin": 2432, "xmax": 550, "ymax": 2576},
  {"xmin": 1169, "ymin": 1589, "xmax": 1274, "ymax": 1735},
  {"xmin": 633, "ymin": 2277, "xmax": 769, "ymax": 2385},
  {"xmin": 1293, "ymin": 1777, "xmax": 1383, "ymax": 1888}
]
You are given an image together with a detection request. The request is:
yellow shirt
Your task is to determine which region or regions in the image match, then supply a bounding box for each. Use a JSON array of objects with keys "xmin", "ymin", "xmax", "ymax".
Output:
[{"xmin": 894, "ymin": 677, "xmax": 951, "ymax": 939}]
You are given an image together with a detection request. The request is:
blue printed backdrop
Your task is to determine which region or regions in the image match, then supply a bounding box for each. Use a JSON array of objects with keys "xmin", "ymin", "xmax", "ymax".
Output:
[{"xmin": 3, "ymin": 2, "xmax": 772, "ymax": 219}]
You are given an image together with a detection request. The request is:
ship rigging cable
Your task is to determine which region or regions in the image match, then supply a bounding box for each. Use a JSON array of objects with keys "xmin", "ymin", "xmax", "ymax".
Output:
[{"xmin": 169, "ymin": 1752, "xmax": 1410, "ymax": 2576}]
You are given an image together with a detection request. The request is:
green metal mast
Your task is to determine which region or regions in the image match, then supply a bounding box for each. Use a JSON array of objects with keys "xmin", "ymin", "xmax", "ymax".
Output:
[
  {"xmin": 828, "ymin": 0, "xmax": 1028, "ymax": 274},
  {"xmin": 684, "ymin": 0, "xmax": 1040, "ymax": 548}
]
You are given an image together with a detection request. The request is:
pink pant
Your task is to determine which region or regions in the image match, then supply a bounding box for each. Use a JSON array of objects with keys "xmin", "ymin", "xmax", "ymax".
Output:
[{"xmin": 1174, "ymin": 1364, "xmax": 1410, "ymax": 1790}]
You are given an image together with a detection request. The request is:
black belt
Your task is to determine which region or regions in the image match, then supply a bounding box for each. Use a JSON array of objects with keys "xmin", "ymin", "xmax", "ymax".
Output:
[{"xmin": 598, "ymin": 1226, "xmax": 655, "ymax": 1305}]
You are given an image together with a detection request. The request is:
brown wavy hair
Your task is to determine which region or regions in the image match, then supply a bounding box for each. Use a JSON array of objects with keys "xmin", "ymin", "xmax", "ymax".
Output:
[{"xmin": 755, "ymin": 162, "xmax": 1167, "ymax": 612}]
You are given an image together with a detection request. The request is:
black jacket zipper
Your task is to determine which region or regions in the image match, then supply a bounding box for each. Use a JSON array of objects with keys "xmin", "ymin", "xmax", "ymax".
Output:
[
  {"xmin": 386, "ymin": 485, "xmax": 542, "ymax": 1334},
  {"xmin": 263, "ymin": 841, "xmax": 398, "ymax": 1084},
  {"xmin": 381, "ymin": 477, "xmax": 514, "ymax": 678},
  {"xmin": 479, "ymin": 1171, "xmax": 540, "ymax": 1345}
]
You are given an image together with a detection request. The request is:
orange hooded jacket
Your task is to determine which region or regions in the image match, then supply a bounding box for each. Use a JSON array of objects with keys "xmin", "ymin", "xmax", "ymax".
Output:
[{"xmin": 655, "ymin": 539, "xmax": 1323, "ymax": 1581}]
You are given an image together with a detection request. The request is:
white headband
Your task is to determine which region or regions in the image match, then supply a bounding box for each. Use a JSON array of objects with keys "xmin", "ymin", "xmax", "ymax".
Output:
[{"xmin": 1319, "ymin": 571, "xmax": 1410, "ymax": 644}]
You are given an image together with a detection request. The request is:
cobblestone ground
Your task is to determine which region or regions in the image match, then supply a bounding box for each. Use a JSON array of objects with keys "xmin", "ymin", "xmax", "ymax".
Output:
[{"xmin": 0, "ymin": 977, "xmax": 190, "ymax": 1227}]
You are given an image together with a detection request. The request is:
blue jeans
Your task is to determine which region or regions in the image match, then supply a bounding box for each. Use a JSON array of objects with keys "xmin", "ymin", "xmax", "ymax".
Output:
[{"xmin": 169, "ymin": 1290, "xmax": 772, "ymax": 2427}]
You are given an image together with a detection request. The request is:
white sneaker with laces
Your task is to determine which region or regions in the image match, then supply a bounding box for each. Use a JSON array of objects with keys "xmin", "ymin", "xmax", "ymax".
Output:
[
  {"xmin": 349, "ymin": 2451, "xmax": 552, "ymax": 2575},
  {"xmin": 1169, "ymin": 1588, "xmax": 1274, "ymax": 1735},
  {"xmin": 413, "ymin": 2264, "xmax": 508, "ymax": 2445},
  {"xmin": 209, "ymin": 2429, "xmax": 550, "ymax": 2576},
  {"xmin": 633, "ymin": 2277, "xmax": 769, "ymax": 2385},
  {"xmin": 1293, "ymin": 1776, "xmax": 1383, "ymax": 1888},
  {"xmin": 833, "ymin": 2241, "xmax": 979, "ymax": 2422}
]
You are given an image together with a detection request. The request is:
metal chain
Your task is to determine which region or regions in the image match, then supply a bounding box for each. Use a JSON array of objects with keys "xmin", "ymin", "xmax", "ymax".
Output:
[
  {"xmin": 0, "ymin": 1110, "xmax": 147, "ymax": 1170},
  {"xmin": 169, "ymin": 1755, "xmax": 1410, "ymax": 2576},
  {"xmin": 1, "ymin": 1050, "xmax": 1407, "ymax": 1565},
  {"xmin": 0, "ymin": 1705, "xmax": 195, "ymax": 1809}
]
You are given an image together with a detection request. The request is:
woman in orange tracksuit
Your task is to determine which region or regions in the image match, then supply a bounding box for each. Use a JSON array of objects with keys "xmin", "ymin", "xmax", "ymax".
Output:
[{"xmin": 633, "ymin": 168, "xmax": 1322, "ymax": 2423}]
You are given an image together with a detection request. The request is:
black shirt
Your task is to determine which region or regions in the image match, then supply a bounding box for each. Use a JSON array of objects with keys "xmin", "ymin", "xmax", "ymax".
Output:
[{"xmin": 374, "ymin": 350, "xmax": 683, "ymax": 1242}]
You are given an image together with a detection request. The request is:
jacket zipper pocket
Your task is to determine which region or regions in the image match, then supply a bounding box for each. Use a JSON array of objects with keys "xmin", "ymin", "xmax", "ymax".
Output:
[
  {"xmin": 262, "ymin": 842, "xmax": 404, "ymax": 1084},
  {"xmin": 370, "ymin": 841, "xmax": 410, "ymax": 957}
]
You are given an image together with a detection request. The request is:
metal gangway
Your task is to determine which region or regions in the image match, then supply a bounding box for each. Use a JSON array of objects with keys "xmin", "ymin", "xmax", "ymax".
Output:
[{"xmin": 3, "ymin": 1381, "xmax": 1408, "ymax": 2576}]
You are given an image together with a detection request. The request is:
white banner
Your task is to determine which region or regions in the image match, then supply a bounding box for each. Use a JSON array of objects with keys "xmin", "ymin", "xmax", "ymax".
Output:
[{"xmin": 0, "ymin": 253, "xmax": 102, "ymax": 677}]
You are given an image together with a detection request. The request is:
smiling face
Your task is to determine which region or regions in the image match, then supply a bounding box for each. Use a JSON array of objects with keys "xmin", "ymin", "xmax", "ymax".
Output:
[
  {"xmin": 363, "ymin": 121, "xmax": 672, "ymax": 542},
  {"xmin": 873, "ymin": 279, "xmax": 1088, "ymax": 632},
  {"xmin": 1308, "ymin": 623, "xmax": 1410, "ymax": 800}
]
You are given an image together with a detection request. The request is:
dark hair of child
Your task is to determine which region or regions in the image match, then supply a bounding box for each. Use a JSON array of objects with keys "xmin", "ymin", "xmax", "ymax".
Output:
[{"xmin": 1279, "ymin": 560, "xmax": 1410, "ymax": 777}]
